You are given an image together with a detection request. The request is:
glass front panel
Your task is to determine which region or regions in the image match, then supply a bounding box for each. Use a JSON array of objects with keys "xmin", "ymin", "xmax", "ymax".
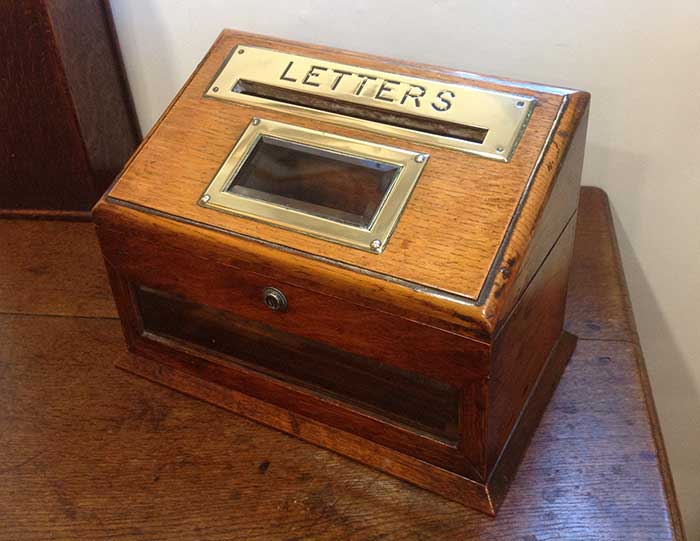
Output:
[
  {"xmin": 135, "ymin": 285, "xmax": 459, "ymax": 443},
  {"xmin": 226, "ymin": 136, "xmax": 399, "ymax": 228}
]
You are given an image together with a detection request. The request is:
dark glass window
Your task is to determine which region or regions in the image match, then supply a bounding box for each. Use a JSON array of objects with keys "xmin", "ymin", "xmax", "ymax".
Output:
[
  {"xmin": 136, "ymin": 286, "xmax": 459, "ymax": 443},
  {"xmin": 226, "ymin": 137, "xmax": 399, "ymax": 228}
]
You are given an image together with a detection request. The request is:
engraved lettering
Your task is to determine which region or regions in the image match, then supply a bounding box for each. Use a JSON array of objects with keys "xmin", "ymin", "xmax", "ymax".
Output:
[
  {"xmin": 279, "ymin": 61, "xmax": 298, "ymax": 82},
  {"xmin": 302, "ymin": 65, "xmax": 327, "ymax": 87},
  {"xmin": 400, "ymin": 85, "xmax": 427, "ymax": 107},
  {"xmin": 353, "ymin": 74, "xmax": 378, "ymax": 96},
  {"xmin": 330, "ymin": 69, "xmax": 353, "ymax": 90},
  {"xmin": 431, "ymin": 89, "xmax": 455, "ymax": 112},
  {"xmin": 374, "ymin": 79, "xmax": 400, "ymax": 102}
]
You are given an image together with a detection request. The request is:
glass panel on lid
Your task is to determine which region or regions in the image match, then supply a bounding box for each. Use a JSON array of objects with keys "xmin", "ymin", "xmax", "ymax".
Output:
[{"xmin": 226, "ymin": 136, "xmax": 399, "ymax": 228}]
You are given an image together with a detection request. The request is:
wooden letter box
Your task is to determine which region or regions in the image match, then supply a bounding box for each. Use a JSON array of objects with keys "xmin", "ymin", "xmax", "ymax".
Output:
[{"xmin": 93, "ymin": 30, "xmax": 589, "ymax": 515}]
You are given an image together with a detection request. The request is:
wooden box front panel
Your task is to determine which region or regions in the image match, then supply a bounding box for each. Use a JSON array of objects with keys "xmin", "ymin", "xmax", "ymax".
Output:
[
  {"xmin": 135, "ymin": 284, "xmax": 461, "ymax": 444},
  {"xmin": 97, "ymin": 217, "xmax": 490, "ymax": 479}
]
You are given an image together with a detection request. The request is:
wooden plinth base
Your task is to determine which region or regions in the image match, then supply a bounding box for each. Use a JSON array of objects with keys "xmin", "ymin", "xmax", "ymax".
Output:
[{"xmin": 116, "ymin": 331, "xmax": 577, "ymax": 515}]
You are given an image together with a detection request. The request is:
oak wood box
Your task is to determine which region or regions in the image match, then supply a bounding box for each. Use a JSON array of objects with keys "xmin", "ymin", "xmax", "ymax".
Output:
[{"xmin": 93, "ymin": 30, "xmax": 589, "ymax": 515}]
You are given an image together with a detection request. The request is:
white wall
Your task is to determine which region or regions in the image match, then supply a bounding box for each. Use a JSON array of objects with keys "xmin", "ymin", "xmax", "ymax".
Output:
[{"xmin": 111, "ymin": 0, "xmax": 700, "ymax": 534}]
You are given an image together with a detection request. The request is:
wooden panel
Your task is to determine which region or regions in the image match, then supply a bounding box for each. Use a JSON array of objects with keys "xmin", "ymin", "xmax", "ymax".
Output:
[
  {"xmin": 488, "ymin": 218, "xmax": 577, "ymax": 470},
  {"xmin": 105, "ymin": 29, "xmax": 576, "ymax": 301},
  {"xmin": 495, "ymin": 109, "xmax": 588, "ymax": 323},
  {"xmin": 43, "ymin": 0, "xmax": 140, "ymax": 186},
  {"xmin": 0, "ymin": 0, "xmax": 138, "ymax": 213},
  {"xmin": 0, "ymin": 0, "xmax": 93, "ymax": 211},
  {"xmin": 122, "ymin": 338, "xmax": 477, "ymax": 480},
  {"xmin": 486, "ymin": 331, "xmax": 577, "ymax": 513},
  {"xmin": 93, "ymin": 199, "xmax": 495, "ymax": 342},
  {"xmin": 97, "ymin": 221, "xmax": 489, "ymax": 383},
  {"xmin": 482, "ymin": 92, "xmax": 590, "ymax": 328},
  {"xmin": 136, "ymin": 285, "xmax": 462, "ymax": 445}
]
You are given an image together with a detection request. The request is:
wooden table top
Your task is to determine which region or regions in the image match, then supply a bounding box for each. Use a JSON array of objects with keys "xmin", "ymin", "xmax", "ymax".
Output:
[{"xmin": 0, "ymin": 188, "xmax": 685, "ymax": 540}]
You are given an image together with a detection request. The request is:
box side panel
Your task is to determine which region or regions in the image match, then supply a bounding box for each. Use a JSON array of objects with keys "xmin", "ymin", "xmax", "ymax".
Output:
[
  {"xmin": 487, "ymin": 330, "xmax": 577, "ymax": 513},
  {"xmin": 94, "ymin": 197, "xmax": 496, "ymax": 341},
  {"xmin": 487, "ymin": 216, "xmax": 577, "ymax": 471},
  {"xmin": 498, "ymin": 109, "xmax": 589, "ymax": 324},
  {"xmin": 484, "ymin": 98, "xmax": 588, "ymax": 329}
]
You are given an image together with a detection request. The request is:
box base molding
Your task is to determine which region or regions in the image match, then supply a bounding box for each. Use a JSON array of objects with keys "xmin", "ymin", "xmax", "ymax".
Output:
[{"xmin": 116, "ymin": 330, "xmax": 577, "ymax": 515}]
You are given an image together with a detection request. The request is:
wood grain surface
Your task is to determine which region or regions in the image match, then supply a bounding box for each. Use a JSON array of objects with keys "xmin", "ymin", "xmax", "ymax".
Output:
[
  {"xmin": 104, "ymin": 29, "xmax": 585, "ymax": 304},
  {"xmin": 0, "ymin": 219, "xmax": 116, "ymax": 318},
  {"xmin": 0, "ymin": 0, "xmax": 139, "ymax": 214},
  {"xmin": 94, "ymin": 32, "xmax": 587, "ymax": 505},
  {"xmin": 97, "ymin": 31, "xmax": 589, "ymax": 346},
  {"xmin": 0, "ymin": 187, "xmax": 685, "ymax": 539}
]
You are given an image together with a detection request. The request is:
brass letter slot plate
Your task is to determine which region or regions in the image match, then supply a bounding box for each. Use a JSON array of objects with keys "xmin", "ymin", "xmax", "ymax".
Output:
[
  {"xmin": 206, "ymin": 46, "xmax": 535, "ymax": 161},
  {"xmin": 199, "ymin": 118, "xmax": 428, "ymax": 253}
]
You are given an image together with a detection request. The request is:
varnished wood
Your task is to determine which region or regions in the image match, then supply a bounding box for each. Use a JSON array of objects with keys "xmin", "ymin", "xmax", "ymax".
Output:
[
  {"xmin": 0, "ymin": 188, "xmax": 685, "ymax": 538},
  {"xmin": 97, "ymin": 29, "xmax": 588, "ymax": 325},
  {"xmin": 92, "ymin": 31, "xmax": 590, "ymax": 514},
  {"xmin": 0, "ymin": 0, "xmax": 139, "ymax": 213},
  {"xmin": 488, "ymin": 217, "xmax": 577, "ymax": 472},
  {"xmin": 93, "ymin": 31, "xmax": 590, "ymax": 339},
  {"xmin": 96, "ymin": 186, "xmax": 580, "ymax": 511},
  {"xmin": 496, "ymin": 109, "xmax": 588, "ymax": 323},
  {"xmin": 565, "ymin": 188, "xmax": 638, "ymax": 341},
  {"xmin": 97, "ymin": 224, "xmax": 490, "ymax": 382},
  {"xmin": 0, "ymin": 219, "xmax": 116, "ymax": 318}
]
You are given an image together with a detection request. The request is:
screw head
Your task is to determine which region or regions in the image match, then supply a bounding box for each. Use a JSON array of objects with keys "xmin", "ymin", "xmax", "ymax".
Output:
[
  {"xmin": 496, "ymin": 146, "xmax": 505, "ymax": 153},
  {"xmin": 370, "ymin": 239, "xmax": 382, "ymax": 251},
  {"xmin": 516, "ymin": 100, "xmax": 526, "ymax": 108},
  {"xmin": 237, "ymin": 48, "xmax": 245, "ymax": 54},
  {"xmin": 201, "ymin": 194, "xmax": 211, "ymax": 203},
  {"xmin": 252, "ymin": 117, "xmax": 261, "ymax": 126},
  {"xmin": 212, "ymin": 86, "xmax": 219, "ymax": 92},
  {"xmin": 415, "ymin": 154, "xmax": 427, "ymax": 163}
]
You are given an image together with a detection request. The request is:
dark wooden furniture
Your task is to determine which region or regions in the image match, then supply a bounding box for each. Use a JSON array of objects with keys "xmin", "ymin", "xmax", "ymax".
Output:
[
  {"xmin": 0, "ymin": 0, "xmax": 140, "ymax": 217},
  {"xmin": 0, "ymin": 188, "xmax": 686, "ymax": 538},
  {"xmin": 93, "ymin": 31, "xmax": 589, "ymax": 513}
]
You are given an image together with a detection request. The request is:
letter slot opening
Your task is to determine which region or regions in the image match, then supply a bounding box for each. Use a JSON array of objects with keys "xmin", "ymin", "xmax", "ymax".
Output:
[
  {"xmin": 205, "ymin": 46, "xmax": 535, "ymax": 161},
  {"xmin": 232, "ymin": 80, "xmax": 489, "ymax": 144}
]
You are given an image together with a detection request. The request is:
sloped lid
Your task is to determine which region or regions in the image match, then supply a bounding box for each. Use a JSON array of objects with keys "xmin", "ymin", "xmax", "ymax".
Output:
[{"xmin": 107, "ymin": 30, "xmax": 570, "ymax": 302}]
